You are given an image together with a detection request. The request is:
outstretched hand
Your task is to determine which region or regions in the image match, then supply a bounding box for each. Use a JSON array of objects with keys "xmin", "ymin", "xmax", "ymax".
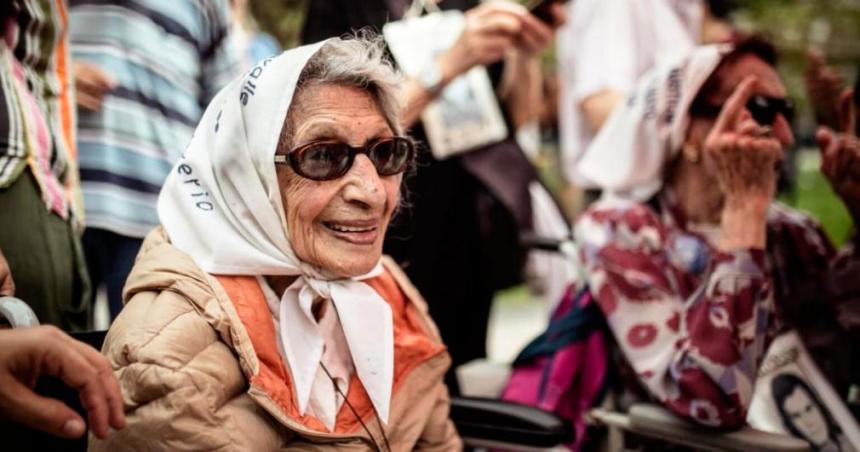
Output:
[{"xmin": 0, "ymin": 326, "xmax": 125, "ymax": 439}]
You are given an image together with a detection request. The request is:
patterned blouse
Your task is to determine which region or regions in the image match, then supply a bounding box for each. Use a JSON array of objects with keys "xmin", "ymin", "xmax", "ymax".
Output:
[{"xmin": 574, "ymin": 189, "xmax": 860, "ymax": 428}]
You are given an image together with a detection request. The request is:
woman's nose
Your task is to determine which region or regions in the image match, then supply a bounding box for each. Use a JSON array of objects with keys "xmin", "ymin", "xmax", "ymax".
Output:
[{"xmin": 342, "ymin": 154, "xmax": 385, "ymax": 207}]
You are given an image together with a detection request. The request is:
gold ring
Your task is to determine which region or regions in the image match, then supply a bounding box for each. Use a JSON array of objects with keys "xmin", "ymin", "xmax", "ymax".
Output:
[{"xmin": 753, "ymin": 125, "xmax": 774, "ymax": 138}]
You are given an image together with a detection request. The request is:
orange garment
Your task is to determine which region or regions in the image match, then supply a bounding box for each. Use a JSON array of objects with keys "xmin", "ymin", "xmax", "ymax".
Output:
[
  {"xmin": 217, "ymin": 269, "xmax": 446, "ymax": 434},
  {"xmin": 88, "ymin": 227, "xmax": 462, "ymax": 451}
]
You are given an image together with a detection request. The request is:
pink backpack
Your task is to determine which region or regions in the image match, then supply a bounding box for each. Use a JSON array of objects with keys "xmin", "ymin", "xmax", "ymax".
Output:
[{"xmin": 501, "ymin": 286, "xmax": 610, "ymax": 451}]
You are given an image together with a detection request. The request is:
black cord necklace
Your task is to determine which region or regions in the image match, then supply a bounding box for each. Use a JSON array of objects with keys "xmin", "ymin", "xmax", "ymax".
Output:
[{"xmin": 319, "ymin": 362, "xmax": 392, "ymax": 452}]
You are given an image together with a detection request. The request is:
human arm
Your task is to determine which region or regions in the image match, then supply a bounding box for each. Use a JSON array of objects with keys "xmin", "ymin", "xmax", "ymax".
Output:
[
  {"xmin": 414, "ymin": 382, "xmax": 462, "ymax": 451},
  {"xmin": 704, "ymin": 76, "xmax": 787, "ymax": 252},
  {"xmin": 580, "ymin": 89, "xmax": 626, "ymax": 133},
  {"xmin": 497, "ymin": 2, "xmax": 566, "ymax": 130},
  {"xmin": 815, "ymin": 77, "xmax": 860, "ymax": 225},
  {"xmin": 805, "ymin": 49, "xmax": 848, "ymax": 132},
  {"xmin": 566, "ymin": 0, "xmax": 637, "ymax": 134},
  {"xmin": 0, "ymin": 248, "xmax": 14, "ymax": 296},
  {"xmin": 400, "ymin": 1, "xmax": 527, "ymax": 128},
  {"xmin": 0, "ymin": 326, "xmax": 125, "ymax": 439}
]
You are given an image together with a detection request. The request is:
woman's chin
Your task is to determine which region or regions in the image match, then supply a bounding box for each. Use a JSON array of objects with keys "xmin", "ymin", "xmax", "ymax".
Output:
[{"xmin": 317, "ymin": 249, "xmax": 383, "ymax": 279}]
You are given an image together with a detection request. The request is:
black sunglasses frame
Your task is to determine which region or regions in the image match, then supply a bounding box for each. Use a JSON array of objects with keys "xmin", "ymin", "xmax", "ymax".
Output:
[
  {"xmin": 274, "ymin": 136, "xmax": 416, "ymax": 181},
  {"xmin": 689, "ymin": 94, "xmax": 796, "ymax": 126}
]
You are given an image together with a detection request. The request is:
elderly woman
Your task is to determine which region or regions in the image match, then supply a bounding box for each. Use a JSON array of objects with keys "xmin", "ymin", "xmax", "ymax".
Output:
[
  {"xmin": 87, "ymin": 37, "xmax": 461, "ymax": 451},
  {"xmin": 573, "ymin": 37, "xmax": 860, "ymax": 429}
]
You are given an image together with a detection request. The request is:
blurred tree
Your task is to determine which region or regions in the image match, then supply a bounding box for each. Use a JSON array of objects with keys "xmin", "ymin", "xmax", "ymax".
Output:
[{"xmin": 249, "ymin": 0, "xmax": 307, "ymax": 49}]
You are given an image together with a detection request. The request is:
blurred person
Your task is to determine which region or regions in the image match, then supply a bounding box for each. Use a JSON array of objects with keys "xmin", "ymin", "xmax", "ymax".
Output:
[
  {"xmin": 69, "ymin": 0, "xmax": 239, "ymax": 319},
  {"xmin": 557, "ymin": 0, "xmax": 736, "ymax": 192},
  {"xmin": 573, "ymin": 37, "xmax": 860, "ymax": 428},
  {"xmin": 88, "ymin": 37, "xmax": 461, "ymax": 451},
  {"xmin": 230, "ymin": 0, "xmax": 280, "ymax": 69},
  {"xmin": 0, "ymin": 325, "xmax": 125, "ymax": 440},
  {"xmin": 0, "ymin": 0, "xmax": 91, "ymax": 331},
  {"xmin": 302, "ymin": 0, "xmax": 567, "ymax": 392}
]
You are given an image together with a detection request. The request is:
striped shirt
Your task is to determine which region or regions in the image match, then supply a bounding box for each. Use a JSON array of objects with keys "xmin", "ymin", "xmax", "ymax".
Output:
[
  {"xmin": 1, "ymin": 0, "xmax": 81, "ymax": 221},
  {"xmin": 69, "ymin": 0, "xmax": 239, "ymax": 237}
]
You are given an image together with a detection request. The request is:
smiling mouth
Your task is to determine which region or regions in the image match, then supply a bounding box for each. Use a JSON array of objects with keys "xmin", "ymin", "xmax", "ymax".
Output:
[{"xmin": 323, "ymin": 221, "xmax": 379, "ymax": 245}]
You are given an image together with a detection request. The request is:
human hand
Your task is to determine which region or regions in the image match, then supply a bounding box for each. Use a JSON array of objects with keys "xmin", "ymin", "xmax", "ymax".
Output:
[
  {"xmin": 438, "ymin": 1, "xmax": 525, "ymax": 80},
  {"xmin": 704, "ymin": 76, "xmax": 784, "ymax": 209},
  {"xmin": 805, "ymin": 48, "xmax": 846, "ymax": 131},
  {"xmin": 818, "ymin": 124, "xmax": 860, "ymax": 224},
  {"xmin": 74, "ymin": 62, "xmax": 116, "ymax": 112},
  {"xmin": 515, "ymin": 1, "xmax": 566, "ymax": 56},
  {"xmin": 0, "ymin": 326, "xmax": 125, "ymax": 439},
  {"xmin": 0, "ymin": 248, "xmax": 13, "ymax": 297}
]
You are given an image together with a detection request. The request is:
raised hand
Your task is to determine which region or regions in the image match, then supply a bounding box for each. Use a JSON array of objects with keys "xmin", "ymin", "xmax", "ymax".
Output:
[
  {"xmin": 818, "ymin": 116, "xmax": 860, "ymax": 224},
  {"xmin": 805, "ymin": 48, "xmax": 846, "ymax": 131},
  {"xmin": 704, "ymin": 76, "xmax": 784, "ymax": 206}
]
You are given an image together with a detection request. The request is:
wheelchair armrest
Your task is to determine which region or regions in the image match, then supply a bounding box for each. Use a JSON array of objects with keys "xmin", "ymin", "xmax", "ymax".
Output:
[
  {"xmin": 595, "ymin": 403, "xmax": 809, "ymax": 452},
  {"xmin": 450, "ymin": 396, "xmax": 574, "ymax": 448},
  {"xmin": 0, "ymin": 296, "xmax": 40, "ymax": 328}
]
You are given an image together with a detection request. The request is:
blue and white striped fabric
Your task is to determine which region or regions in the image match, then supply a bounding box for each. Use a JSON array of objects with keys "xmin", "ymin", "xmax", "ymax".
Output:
[{"xmin": 69, "ymin": 0, "xmax": 240, "ymax": 237}]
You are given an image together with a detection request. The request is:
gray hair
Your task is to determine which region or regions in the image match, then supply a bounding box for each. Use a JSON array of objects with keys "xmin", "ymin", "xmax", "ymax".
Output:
[{"xmin": 278, "ymin": 33, "xmax": 404, "ymax": 152}]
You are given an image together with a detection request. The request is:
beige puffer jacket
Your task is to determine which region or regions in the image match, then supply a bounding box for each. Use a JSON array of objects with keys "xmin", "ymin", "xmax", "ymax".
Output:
[{"xmin": 88, "ymin": 228, "xmax": 462, "ymax": 451}]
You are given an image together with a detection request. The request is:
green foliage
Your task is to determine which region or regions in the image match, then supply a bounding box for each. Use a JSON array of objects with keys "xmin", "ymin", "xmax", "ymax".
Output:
[
  {"xmin": 249, "ymin": 0, "xmax": 307, "ymax": 49},
  {"xmin": 780, "ymin": 151, "xmax": 854, "ymax": 245}
]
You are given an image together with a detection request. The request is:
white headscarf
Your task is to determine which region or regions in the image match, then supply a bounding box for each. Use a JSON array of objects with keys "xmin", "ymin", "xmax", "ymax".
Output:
[
  {"xmin": 157, "ymin": 41, "xmax": 394, "ymax": 423},
  {"xmin": 577, "ymin": 45, "xmax": 729, "ymax": 201}
]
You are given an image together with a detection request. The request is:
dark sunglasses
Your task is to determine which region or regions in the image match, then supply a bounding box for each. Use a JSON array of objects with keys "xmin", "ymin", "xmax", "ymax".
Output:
[
  {"xmin": 689, "ymin": 95, "xmax": 796, "ymax": 125},
  {"xmin": 274, "ymin": 136, "xmax": 415, "ymax": 181}
]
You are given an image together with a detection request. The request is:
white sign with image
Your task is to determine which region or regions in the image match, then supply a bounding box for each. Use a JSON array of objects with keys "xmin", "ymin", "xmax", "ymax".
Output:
[
  {"xmin": 383, "ymin": 10, "xmax": 508, "ymax": 160},
  {"xmin": 747, "ymin": 331, "xmax": 860, "ymax": 452}
]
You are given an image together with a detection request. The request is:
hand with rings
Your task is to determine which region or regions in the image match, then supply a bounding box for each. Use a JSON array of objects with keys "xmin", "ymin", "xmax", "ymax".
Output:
[{"xmin": 704, "ymin": 76, "xmax": 784, "ymax": 206}]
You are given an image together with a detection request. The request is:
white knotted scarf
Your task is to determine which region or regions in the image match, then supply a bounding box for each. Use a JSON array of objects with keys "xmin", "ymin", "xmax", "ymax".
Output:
[
  {"xmin": 157, "ymin": 41, "xmax": 394, "ymax": 424},
  {"xmin": 577, "ymin": 45, "xmax": 728, "ymax": 201}
]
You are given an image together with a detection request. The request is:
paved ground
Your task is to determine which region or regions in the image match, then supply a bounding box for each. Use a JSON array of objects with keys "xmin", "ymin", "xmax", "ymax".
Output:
[{"xmin": 486, "ymin": 286, "xmax": 550, "ymax": 363}]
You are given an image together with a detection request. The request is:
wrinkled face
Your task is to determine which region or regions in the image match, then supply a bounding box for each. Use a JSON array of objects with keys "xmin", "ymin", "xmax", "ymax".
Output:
[
  {"xmin": 685, "ymin": 53, "xmax": 796, "ymax": 165},
  {"xmin": 277, "ymin": 84, "xmax": 401, "ymax": 278},
  {"xmin": 784, "ymin": 387, "xmax": 829, "ymax": 445}
]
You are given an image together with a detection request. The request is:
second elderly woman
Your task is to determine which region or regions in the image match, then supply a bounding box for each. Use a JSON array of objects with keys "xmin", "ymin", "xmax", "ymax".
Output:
[
  {"xmin": 88, "ymin": 36, "xmax": 461, "ymax": 451},
  {"xmin": 574, "ymin": 37, "xmax": 860, "ymax": 429}
]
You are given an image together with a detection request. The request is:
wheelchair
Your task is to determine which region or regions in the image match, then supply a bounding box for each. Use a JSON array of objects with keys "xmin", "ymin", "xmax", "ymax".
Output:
[{"xmin": 450, "ymin": 235, "xmax": 812, "ymax": 451}]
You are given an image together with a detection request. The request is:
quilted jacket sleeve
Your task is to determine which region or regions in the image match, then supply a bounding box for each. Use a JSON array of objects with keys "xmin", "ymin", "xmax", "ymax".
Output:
[
  {"xmin": 414, "ymin": 381, "xmax": 462, "ymax": 451},
  {"xmin": 87, "ymin": 289, "xmax": 281, "ymax": 452}
]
